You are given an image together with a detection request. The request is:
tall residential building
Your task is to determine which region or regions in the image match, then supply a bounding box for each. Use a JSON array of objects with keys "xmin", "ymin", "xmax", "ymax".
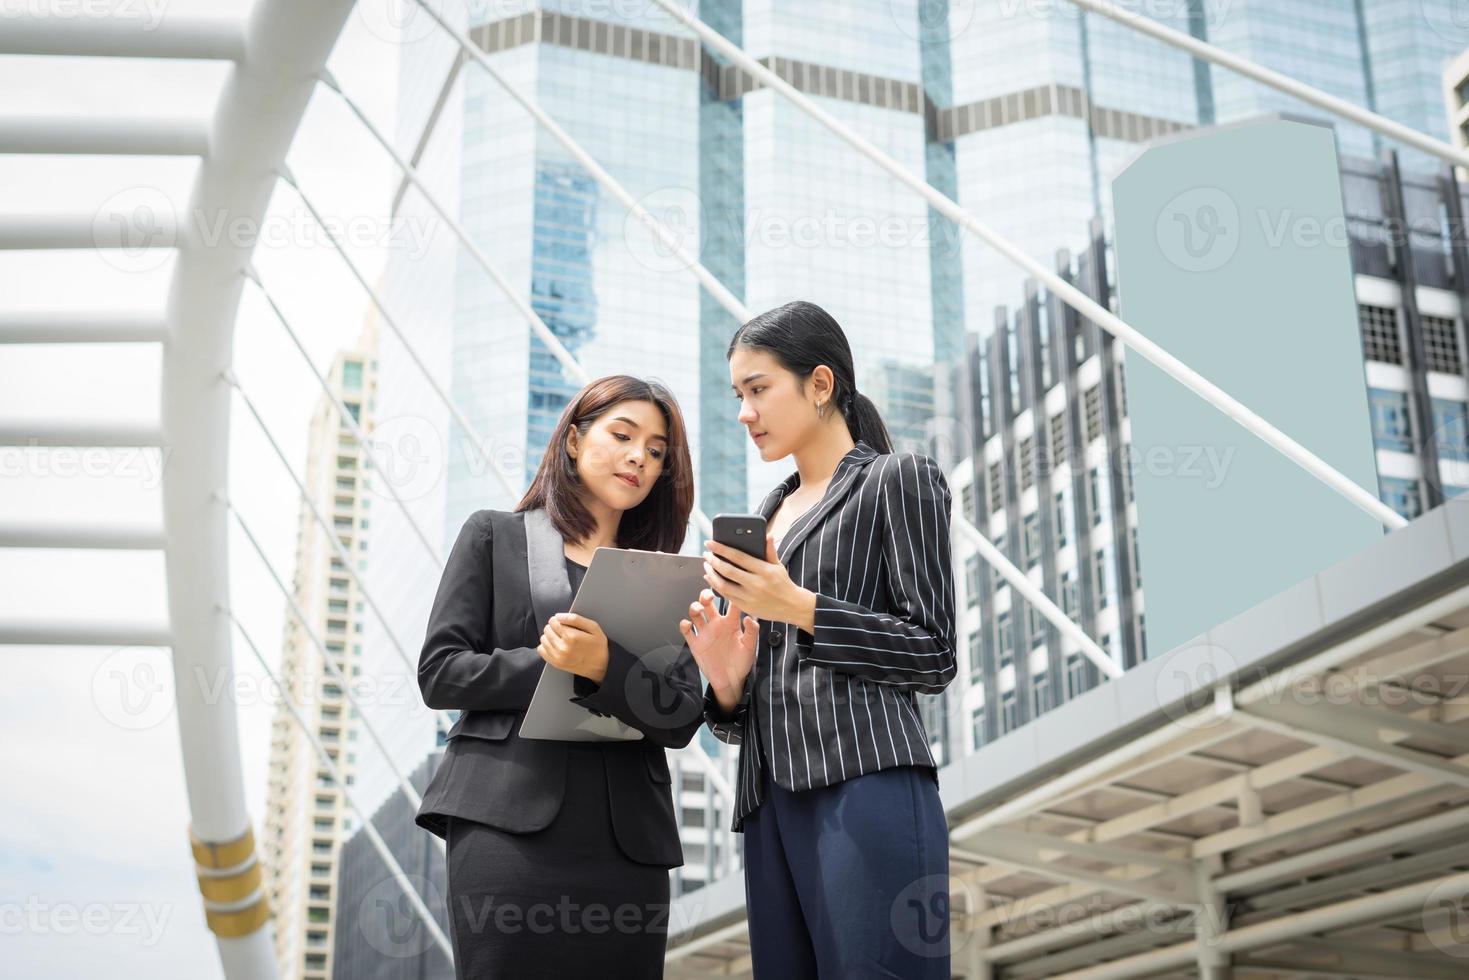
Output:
[
  {"xmin": 943, "ymin": 148, "xmax": 1469, "ymax": 756},
  {"xmin": 260, "ymin": 320, "xmax": 380, "ymax": 980}
]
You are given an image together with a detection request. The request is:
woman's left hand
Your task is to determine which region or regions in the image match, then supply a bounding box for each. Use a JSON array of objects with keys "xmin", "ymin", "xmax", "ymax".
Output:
[
  {"xmin": 538, "ymin": 613, "xmax": 609, "ymax": 685},
  {"xmin": 702, "ymin": 535, "xmax": 816, "ymax": 627}
]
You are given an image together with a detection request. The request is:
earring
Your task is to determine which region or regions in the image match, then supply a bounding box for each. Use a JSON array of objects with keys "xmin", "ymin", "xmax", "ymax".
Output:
[{"xmin": 817, "ymin": 401, "xmax": 826, "ymax": 420}]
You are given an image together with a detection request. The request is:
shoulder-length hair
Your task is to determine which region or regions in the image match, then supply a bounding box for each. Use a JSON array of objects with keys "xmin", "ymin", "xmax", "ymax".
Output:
[{"xmin": 515, "ymin": 375, "xmax": 694, "ymax": 554}]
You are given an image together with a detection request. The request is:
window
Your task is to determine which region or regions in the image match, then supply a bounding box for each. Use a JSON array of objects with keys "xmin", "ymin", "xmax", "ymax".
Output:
[
  {"xmin": 1027, "ymin": 604, "xmax": 1046, "ymax": 648},
  {"xmin": 988, "ymin": 460, "xmax": 1004, "ymax": 513},
  {"xmin": 1053, "ymin": 490, "xmax": 1069, "ymax": 547},
  {"xmin": 1018, "ymin": 435, "xmax": 1035, "ymax": 491},
  {"xmin": 1064, "ymin": 651, "xmax": 1088, "ymax": 699},
  {"xmin": 1050, "ymin": 412, "xmax": 1067, "ymax": 467},
  {"xmin": 1423, "ymin": 315, "xmax": 1464, "ymax": 374},
  {"xmin": 996, "ymin": 612, "xmax": 1013, "ymax": 670},
  {"xmin": 1088, "ymin": 465, "xmax": 1107, "ymax": 526},
  {"xmin": 1367, "ymin": 388, "xmax": 1413, "ymax": 452},
  {"xmin": 1022, "ymin": 512, "xmax": 1041, "ymax": 568},
  {"xmin": 343, "ymin": 401, "xmax": 361, "ymax": 422},
  {"xmin": 1032, "ymin": 670, "xmax": 1051, "ymax": 717},
  {"xmin": 1380, "ymin": 476, "xmax": 1423, "ymax": 521},
  {"xmin": 968, "ymin": 632, "xmax": 983, "ymax": 680},
  {"xmin": 1093, "ymin": 548, "xmax": 1112, "ymax": 610},
  {"xmin": 1000, "ymin": 691, "xmax": 1019, "ymax": 733},
  {"xmin": 965, "ymin": 555, "xmax": 981, "ymax": 607},
  {"xmin": 970, "ymin": 706, "xmax": 986, "ymax": 750},
  {"xmin": 1061, "ymin": 568, "xmax": 1079, "ymax": 619},
  {"xmin": 1131, "ymin": 526, "xmax": 1142, "ymax": 580},
  {"xmin": 961, "ymin": 481, "xmax": 976, "ymax": 519},
  {"xmin": 991, "ymin": 533, "xmax": 1008, "ymax": 590},
  {"xmin": 343, "ymin": 360, "xmax": 363, "ymax": 390},
  {"xmin": 1432, "ymin": 398, "xmax": 1468, "ymax": 461},
  {"xmin": 1083, "ymin": 384, "xmax": 1102, "ymax": 443},
  {"xmin": 1358, "ymin": 304, "xmax": 1402, "ymax": 364}
]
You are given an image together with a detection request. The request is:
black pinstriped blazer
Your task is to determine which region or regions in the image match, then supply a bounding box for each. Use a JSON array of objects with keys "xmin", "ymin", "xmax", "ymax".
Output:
[{"xmin": 702, "ymin": 439, "xmax": 958, "ymax": 832}]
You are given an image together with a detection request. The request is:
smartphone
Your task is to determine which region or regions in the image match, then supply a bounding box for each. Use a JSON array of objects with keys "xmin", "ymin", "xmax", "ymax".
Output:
[
  {"xmin": 712, "ymin": 513, "xmax": 768, "ymax": 562},
  {"xmin": 709, "ymin": 513, "xmax": 768, "ymax": 611}
]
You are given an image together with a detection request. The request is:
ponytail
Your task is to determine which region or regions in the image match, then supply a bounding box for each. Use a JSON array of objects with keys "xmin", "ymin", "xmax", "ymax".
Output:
[
  {"xmin": 730, "ymin": 300, "xmax": 895, "ymax": 454},
  {"xmin": 841, "ymin": 389, "xmax": 892, "ymax": 454}
]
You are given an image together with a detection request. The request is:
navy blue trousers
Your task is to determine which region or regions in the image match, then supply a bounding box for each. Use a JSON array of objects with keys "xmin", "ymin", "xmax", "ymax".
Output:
[{"xmin": 743, "ymin": 761, "xmax": 951, "ymax": 978}]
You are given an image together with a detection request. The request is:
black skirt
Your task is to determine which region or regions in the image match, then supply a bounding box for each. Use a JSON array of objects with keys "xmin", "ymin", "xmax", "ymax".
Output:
[{"xmin": 444, "ymin": 743, "xmax": 670, "ymax": 979}]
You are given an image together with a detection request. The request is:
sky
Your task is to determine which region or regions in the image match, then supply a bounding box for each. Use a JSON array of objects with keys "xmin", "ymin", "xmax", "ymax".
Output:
[{"xmin": 0, "ymin": 1, "xmax": 404, "ymax": 974}]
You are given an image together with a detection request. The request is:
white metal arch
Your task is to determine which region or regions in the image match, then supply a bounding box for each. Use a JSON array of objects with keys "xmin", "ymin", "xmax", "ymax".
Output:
[{"xmin": 159, "ymin": 3, "xmax": 358, "ymax": 973}]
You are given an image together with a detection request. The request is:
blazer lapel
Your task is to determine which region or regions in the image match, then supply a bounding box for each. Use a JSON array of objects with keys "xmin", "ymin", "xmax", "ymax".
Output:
[
  {"xmin": 524, "ymin": 506, "xmax": 572, "ymax": 629},
  {"xmin": 762, "ymin": 440, "xmax": 880, "ymax": 564}
]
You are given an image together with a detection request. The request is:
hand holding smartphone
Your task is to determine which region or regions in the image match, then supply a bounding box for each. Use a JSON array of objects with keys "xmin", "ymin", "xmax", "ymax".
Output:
[{"xmin": 709, "ymin": 513, "xmax": 768, "ymax": 612}]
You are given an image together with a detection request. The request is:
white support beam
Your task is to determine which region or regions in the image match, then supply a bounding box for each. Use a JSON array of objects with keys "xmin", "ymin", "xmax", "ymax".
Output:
[
  {"xmin": 159, "ymin": 1, "xmax": 358, "ymax": 974},
  {"xmin": 951, "ymin": 840, "xmax": 1198, "ymax": 906},
  {"xmin": 0, "ymin": 311, "xmax": 167, "ymax": 344},
  {"xmin": 0, "ymin": 618, "xmax": 172, "ymax": 647},
  {"xmin": 0, "ymin": 14, "xmax": 245, "ymax": 60},
  {"xmin": 1237, "ymin": 698, "xmax": 1469, "ymax": 790},
  {"xmin": 0, "ymin": 520, "xmax": 166, "ymax": 550},
  {"xmin": 0, "ymin": 213, "xmax": 177, "ymax": 250},
  {"xmin": 1050, "ymin": 868, "xmax": 1469, "ymax": 979},
  {"xmin": 0, "ymin": 419, "xmax": 163, "ymax": 447},
  {"xmin": 0, "ymin": 115, "xmax": 209, "ymax": 155}
]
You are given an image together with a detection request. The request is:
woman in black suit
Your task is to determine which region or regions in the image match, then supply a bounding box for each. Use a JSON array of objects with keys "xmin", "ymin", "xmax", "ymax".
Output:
[
  {"xmin": 415, "ymin": 375, "xmax": 704, "ymax": 980},
  {"xmin": 679, "ymin": 300, "xmax": 958, "ymax": 978}
]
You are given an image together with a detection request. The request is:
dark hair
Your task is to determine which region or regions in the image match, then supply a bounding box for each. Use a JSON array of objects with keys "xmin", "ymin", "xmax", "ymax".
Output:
[
  {"xmin": 515, "ymin": 375, "xmax": 694, "ymax": 554},
  {"xmin": 727, "ymin": 300, "xmax": 893, "ymax": 454}
]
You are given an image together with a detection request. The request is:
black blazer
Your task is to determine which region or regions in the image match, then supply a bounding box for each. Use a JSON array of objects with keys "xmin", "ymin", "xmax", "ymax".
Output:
[
  {"xmin": 414, "ymin": 506, "xmax": 703, "ymax": 867},
  {"xmin": 703, "ymin": 439, "xmax": 958, "ymax": 833}
]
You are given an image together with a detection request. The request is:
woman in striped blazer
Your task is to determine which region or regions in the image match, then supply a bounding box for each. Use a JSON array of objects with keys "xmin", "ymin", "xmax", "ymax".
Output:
[{"xmin": 678, "ymin": 300, "xmax": 958, "ymax": 978}]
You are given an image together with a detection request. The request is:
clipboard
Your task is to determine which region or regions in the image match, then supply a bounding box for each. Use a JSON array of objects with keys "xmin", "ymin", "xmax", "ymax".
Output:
[{"xmin": 519, "ymin": 546, "xmax": 707, "ymax": 741}]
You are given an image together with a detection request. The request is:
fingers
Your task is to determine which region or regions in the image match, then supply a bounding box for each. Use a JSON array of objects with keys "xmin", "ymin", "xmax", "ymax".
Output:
[
  {"xmin": 765, "ymin": 532, "xmax": 778, "ymax": 563},
  {"xmin": 704, "ymin": 539, "xmax": 758, "ymax": 572}
]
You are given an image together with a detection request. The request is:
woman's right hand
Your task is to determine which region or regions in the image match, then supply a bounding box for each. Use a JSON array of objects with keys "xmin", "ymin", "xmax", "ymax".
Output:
[{"xmin": 679, "ymin": 588, "xmax": 757, "ymax": 712}]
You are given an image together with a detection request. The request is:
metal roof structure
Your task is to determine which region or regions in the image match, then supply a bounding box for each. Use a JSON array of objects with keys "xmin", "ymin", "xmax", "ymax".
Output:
[{"xmin": 666, "ymin": 495, "xmax": 1469, "ymax": 978}]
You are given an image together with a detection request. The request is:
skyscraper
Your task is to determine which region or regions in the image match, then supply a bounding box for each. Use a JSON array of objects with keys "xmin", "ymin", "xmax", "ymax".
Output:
[{"xmin": 261, "ymin": 320, "xmax": 379, "ymax": 980}]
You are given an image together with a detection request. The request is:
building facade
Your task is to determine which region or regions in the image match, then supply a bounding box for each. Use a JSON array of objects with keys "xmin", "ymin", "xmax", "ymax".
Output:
[
  {"xmin": 261, "ymin": 323, "xmax": 379, "ymax": 979},
  {"xmin": 943, "ymin": 152, "xmax": 1469, "ymax": 758}
]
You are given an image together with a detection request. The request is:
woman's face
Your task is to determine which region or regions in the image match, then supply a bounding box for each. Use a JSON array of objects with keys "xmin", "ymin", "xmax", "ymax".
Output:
[
  {"xmin": 729, "ymin": 346, "xmax": 821, "ymax": 462},
  {"xmin": 568, "ymin": 399, "xmax": 668, "ymax": 510}
]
